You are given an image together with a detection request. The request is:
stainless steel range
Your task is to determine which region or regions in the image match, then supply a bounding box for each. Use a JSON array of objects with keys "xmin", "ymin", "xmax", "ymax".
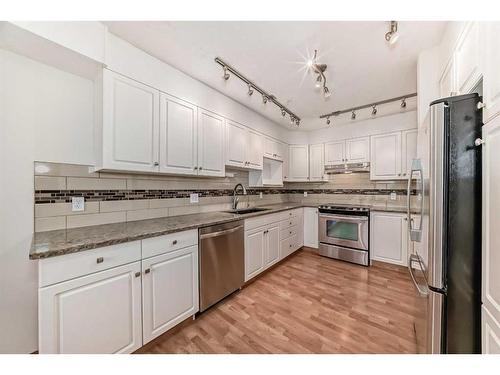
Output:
[{"xmin": 318, "ymin": 205, "xmax": 370, "ymax": 266}]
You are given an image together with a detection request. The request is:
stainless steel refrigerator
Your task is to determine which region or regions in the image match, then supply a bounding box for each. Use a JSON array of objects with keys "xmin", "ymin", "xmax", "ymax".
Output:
[{"xmin": 407, "ymin": 93, "xmax": 482, "ymax": 354}]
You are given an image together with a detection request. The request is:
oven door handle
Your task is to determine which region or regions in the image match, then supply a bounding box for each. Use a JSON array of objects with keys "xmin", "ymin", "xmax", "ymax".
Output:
[{"xmin": 319, "ymin": 214, "xmax": 368, "ymax": 223}]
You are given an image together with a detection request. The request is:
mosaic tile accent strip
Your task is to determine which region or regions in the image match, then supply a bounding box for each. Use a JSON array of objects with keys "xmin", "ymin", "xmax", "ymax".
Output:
[{"xmin": 35, "ymin": 188, "xmax": 414, "ymax": 204}]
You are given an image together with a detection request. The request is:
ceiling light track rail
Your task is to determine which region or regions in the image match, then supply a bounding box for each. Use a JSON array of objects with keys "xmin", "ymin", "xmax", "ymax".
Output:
[
  {"xmin": 215, "ymin": 57, "xmax": 301, "ymax": 125},
  {"xmin": 319, "ymin": 92, "xmax": 417, "ymax": 119}
]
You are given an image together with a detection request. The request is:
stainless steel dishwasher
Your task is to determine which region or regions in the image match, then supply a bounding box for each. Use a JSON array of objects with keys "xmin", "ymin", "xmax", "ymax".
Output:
[{"xmin": 199, "ymin": 220, "xmax": 244, "ymax": 312}]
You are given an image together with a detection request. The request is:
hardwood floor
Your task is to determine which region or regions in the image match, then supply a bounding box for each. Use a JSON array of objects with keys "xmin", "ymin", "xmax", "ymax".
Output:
[{"xmin": 138, "ymin": 248, "xmax": 420, "ymax": 354}]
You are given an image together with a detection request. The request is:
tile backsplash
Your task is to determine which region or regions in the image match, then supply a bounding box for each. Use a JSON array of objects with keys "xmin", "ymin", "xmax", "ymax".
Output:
[{"xmin": 34, "ymin": 162, "xmax": 412, "ymax": 232}]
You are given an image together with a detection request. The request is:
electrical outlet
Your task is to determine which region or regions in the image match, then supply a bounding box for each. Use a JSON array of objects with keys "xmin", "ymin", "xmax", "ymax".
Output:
[
  {"xmin": 72, "ymin": 197, "xmax": 85, "ymax": 212},
  {"xmin": 190, "ymin": 193, "xmax": 199, "ymax": 204},
  {"xmin": 259, "ymin": 192, "xmax": 263, "ymax": 199},
  {"xmin": 303, "ymin": 191, "xmax": 308, "ymax": 197},
  {"xmin": 390, "ymin": 191, "xmax": 397, "ymax": 201}
]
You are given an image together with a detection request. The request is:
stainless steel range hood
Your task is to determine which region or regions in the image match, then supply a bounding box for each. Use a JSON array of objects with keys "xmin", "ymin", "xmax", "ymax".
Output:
[{"xmin": 324, "ymin": 162, "xmax": 370, "ymax": 174}]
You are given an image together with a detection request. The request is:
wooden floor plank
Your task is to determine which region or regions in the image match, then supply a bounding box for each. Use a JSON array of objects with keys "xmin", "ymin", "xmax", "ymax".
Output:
[{"xmin": 138, "ymin": 248, "xmax": 419, "ymax": 354}]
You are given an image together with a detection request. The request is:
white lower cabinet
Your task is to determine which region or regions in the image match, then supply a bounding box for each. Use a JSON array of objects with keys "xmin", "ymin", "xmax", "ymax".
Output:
[
  {"xmin": 264, "ymin": 224, "xmax": 280, "ymax": 268},
  {"xmin": 370, "ymin": 211, "xmax": 408, "ymax": 266},
  {"xmin": 482, "ymin": 306, "xmax": 500, "ymax": 354},
  {"xmin": 244, "ymin": 227, "xmax": 266, "ymax": 281},
  {"xmin": 39, "ymin": 261, "xmax": 143, "ymax": 354},
  {"xmin": 142, "ymin": 245, "xmax": 199, "ymax": 344},
  {"xmin": 303, "ymin": 207, "xmax": 319, "ymax": 248}
]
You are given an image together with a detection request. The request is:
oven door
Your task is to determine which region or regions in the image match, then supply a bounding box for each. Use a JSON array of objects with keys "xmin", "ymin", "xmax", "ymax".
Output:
[{"xmin": 318, "ymin": 213, "xmax": 369, "ymax": 250}]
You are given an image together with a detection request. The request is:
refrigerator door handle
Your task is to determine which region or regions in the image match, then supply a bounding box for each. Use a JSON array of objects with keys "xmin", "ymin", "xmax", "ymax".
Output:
[
  {"xmin": 407, "ymin": 158, "xmax": 424, "ymax": 242},
  {"xmin": 408, "ymin": 254, "xmax": 429, "ymax": 296}
]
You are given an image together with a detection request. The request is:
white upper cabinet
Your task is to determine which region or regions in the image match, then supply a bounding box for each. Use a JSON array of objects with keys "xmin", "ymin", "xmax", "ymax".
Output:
[
  {"xmin": 370, "ymin": 132, "xmax": 402, "ymax": 180},
  {"xmin": 264, "ymin": 137, "xmax": 285, "ymax": 161},
  {"xmin": 309, "ymin": 143, "xmax": 325, "ymax": 181},
  {"xmin": 456, "ymin": 22, "xmax": 481, "ymax": 94},
  {"xmin": 370, "ymin": 130, "xmax": 416, "ymax": 180},
  {"xmin": 101, "ymin": 70, "xmax": 160, "ymax": 172},
  {"xmin": 225, "ymin": 121, "xmax": 263, "ymax": 170},
  {"xmin": 325, "ymin": 141, "xmax": 345, "ymax": 165},
  {"xmin": 282, "ymin": 144, "xmax": 290, "ymax": 181},
  {"xmin": 440, "ymin": 54, "xmax": 457, "ymax": 98},
  {"xmin": 197, "ymin": 108, "xmax": 225, "ymax": 177},
  {"xmin": 401, "ymin": 129, "xmax": 418, "ymax": 178},
  {"xmin": 159, "ymin": 93, "xmax": 198, "ymax": 175},
  {"xmin": 345, "ymin": 137, "xmax": 370, "ymax": 163},
  {"xmin": 483, "ymin": 22, "xmax": 500, "ymax": 123},
  {"xmin": 288, "ymin": 145, "xmax": 309, "ymax": 181}
]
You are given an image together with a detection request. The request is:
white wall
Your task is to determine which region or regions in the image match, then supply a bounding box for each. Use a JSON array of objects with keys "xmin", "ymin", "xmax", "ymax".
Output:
[{"xmin": 0, "ymin": 49, "xmax": 95, "ymax": 353}]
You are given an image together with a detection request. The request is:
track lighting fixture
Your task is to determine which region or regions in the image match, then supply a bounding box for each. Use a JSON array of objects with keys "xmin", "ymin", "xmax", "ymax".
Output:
[
  {"xmin": 351, "ymin": 110, "xmax": 356, "ymax": 120},
  {"xmin": 308, "ymin": 49, "xmax": 331, "ymax": 99},
  {"xmin": 326, "ymin": 117, "xmax": 331, "ymax": 125},
  {"xmin": 401, "ymin": 98, "xmax": 407, "ymax": 108},
  {"xmin": 385, "ymin": 21, "xmax": 400, "ymax": 45},
  {"xmin": 215, "ymin": 57, "xmax": 300, "ymax": 126},
  {"xmin": 222, "ymin": 66, "xmax": 230, "ymax": 80},
  {"xmin": 372, "ymin": 105, "xmax": 377, "ymax": 116}
]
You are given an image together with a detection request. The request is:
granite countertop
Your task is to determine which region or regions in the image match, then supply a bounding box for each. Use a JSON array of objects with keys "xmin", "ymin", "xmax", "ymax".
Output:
[{"xmin": 30, "ymin": 202, "xmax": 409, "ymax": 260}]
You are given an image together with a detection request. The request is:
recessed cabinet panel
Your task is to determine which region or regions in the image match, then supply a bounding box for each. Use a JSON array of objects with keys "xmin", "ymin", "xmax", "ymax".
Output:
[
  {"xmin": 370, "ymin": 212, "xmax": 407, "ymax": 266},
  {"xmin": 247, "ymin": 130, "xmax": 264, "ymax": 170},
  {"xmin": 226, "ymin": 120, "xmax": 247, "ymax": 168},
  {"xmin": 39, "ymin": 262, "xmax": 142, "ymax": 354},
  {"xmin": 244, "ymin": 228, "xmax": 265, "ymax": 281},
  {"xmin": 103, "ymin": 70, "xmax": 159, "ymax": 172},
  {"xmin": 440, "ymin": 55, "xmax": 457, "ymax": 98},
  {"xmin": 197, "ymin": 109, "xmax": 225, "ymax": 177},
  {"xmin": 402, "ymin": 129, "xmax": 418, "ymax": 178},
  {"xmin": 482, "ymin": 306, "xmax": 500, "ymax": 354},
  {"xmin": 265, "ymin": 224, "xmax": 280, "ymax": 268},
  {"xmin": 159, "ymin": 93, "xmax": 198, "ymax": 175},
  {"xmin": 370, "ymin": 132, "xmax": 402, "ymax": 180},
  {"xmin": 346, "ymin": 137, "xmax": 369, "ymax": 163},
  {"xmin": 456, "ymin": 22, "xmax": 481, "ymax": 94},
  {"xmin": 309, "ymin": 143, "xmax": 325, "ymax": 181},
  {"xmin": 288, "ymin": 145, "xmax": 309, "ymax": 181},
  {"xmin": 325, "ymin": 141, "xmax": 345, "ymax": 165}
]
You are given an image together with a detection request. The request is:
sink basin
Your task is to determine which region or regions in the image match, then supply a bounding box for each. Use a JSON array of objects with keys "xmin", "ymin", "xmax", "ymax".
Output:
[{"xmin": 226, "ymin": 207, "xmax": 270, "ymax": 215}]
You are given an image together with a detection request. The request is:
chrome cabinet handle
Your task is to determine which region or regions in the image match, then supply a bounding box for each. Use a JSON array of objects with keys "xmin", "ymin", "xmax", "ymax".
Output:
[
  {"xmin": 135, "ymin": 272, "xmax": 141, "ymax": 278},
  {"xmin": 96, "ymin": 257, "xmax": 104, "ymax": 264},
  {"xmin": 145, "ymin": 268, "xmax": 151, "ymax": 274},
  {"xmin": 153, "ymin": 162, "xmax": 159, "ymax": 166},
  {"xmin": 194, "ymin": 166, "xmax": 198, "ymax": 170},
  {"xmin": 199, "ymin": 166, "xmax": 203, "ymax": 170},
  {"xmin": 172, "ymin": 240, "xmax": 178, "ymax": 245}
]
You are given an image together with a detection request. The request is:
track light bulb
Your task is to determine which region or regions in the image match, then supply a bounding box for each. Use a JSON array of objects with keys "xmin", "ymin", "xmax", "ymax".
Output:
[
  {"xmin": 351, "ymin": 110, "xmax": 356, "ymax": 120},
  {"xmin": 223, "ymin": 66, "xmax": 230, "ymax": 80},
  {"xmin": 295, "ymin": 119, "xmax": 300, "ymax": 126},
  {"xmin": 247, "ymin": 84, "xmax": 254, "ymax": 96},
  {"xmin": 326, "ymin": 117, "xmax": 331, "ymax": 125},
  {"xmin": 372, "ymin": 105, "xmax": 377, "ymax": 116},
  {"xmin": 281, "ymin": 108, "xmax": 286, "ymax": 117},
  {"xmin": 262, "ymin": 95, "xmax": 268, "ymax": 104},
  {"xmin": 290, "ymin": 115, "xmax": 295, "ymax": 124},
  {"xmin": 315, "ymin": 75, "xmax": 322, "ymax": 89},
  {"xmin": 323, "ymin": 86, "xmax": 331, "ymax": 98},
  {"xmin": 401, "ymin": 98, "xmax": 407, "ymax": 108},
  {"xmin": 385, "ymin": 21, "xmax": 399, "ymax": 45}
]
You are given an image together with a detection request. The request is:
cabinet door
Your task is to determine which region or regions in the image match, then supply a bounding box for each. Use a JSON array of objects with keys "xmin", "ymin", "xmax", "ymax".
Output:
[
  {"xmin": 482, "ymin": 117, "xmax": 500, "ymax": 325},
  {"xmin": 103, "ymin": 70, "xmax": 159, "ymax": 172},
  {"xmin": 276, "ymin": 141, "xmax": 286, "ymax": 160},
  {"xmin": 159, "ymin": 93, "xmax": 198, "ymax": 175},
  {"xmin": 264, "ymin": 224, "xmax": 280, "ymax": 268},
  {"xmin": 288, "ymin": 145, "xmax": 309, "ymax": 181},
  {"xmin": 264, "ymin": 137, "xmax": 279, "ymax": 159},
  {"xmin": 197, "ymin": 109, "xmax": 225, "ymax": 177},
  {"xmin": 346, "ymin": 137, "xmax": 369, "ymax": 163},
  {"xmin": 482, "ymin": 306, "xmax": 500, "ymax": 354},
  {"xmin": 296, "ymin": 214, "xmax": 304, "ymax": 249},
  {"xmin": 483, "ymin": 22, "xmax": 500, "ymax": 123},
  {"xmin": 456, "ymin": 22, "xmax": 481, "ymax": 95},
  {"xmin": 325, "ymin": 141, "xmax": 345, "ymax": 165},
  {"xmin": 142, "ymin": 245, "xmax": 199, "ymax": 344},
  {"xmin": 303, "ymin": 207, "xmax": 318, "ymax": 248},
  {"xmin": 440, "ymin": 55, "xmax": 457, "ymax": 98},
  {"xmin": 309, "ymin": 143, "xmax": 325, "ymax": 181},
  {"xmin": 370, "ymin": 132, "xmax": 402, "ymax": 180},
  {"xmin": 370, "ymin": 212, "xmax": 407, "ymax": 266},
  {"xmin": 39, "ymin": 262, "xmax": 142, "ymax": 354},
  {"xmin": 247, "ymin": 130, "xmax": 264, "ymax": 170},
  {"xmin": 225, "ymin": 120, "xmax": 247, "ymax": 168},
  {"xmin": 282, "ymin": 144, "xmax": 290, "ymax": 181},
  {"xmin": 401, "ymin": 129, "xmax": 418, "ymax": 179},
  {"xmin": 244, "ymin": 228, "xmax": 265, "ymax": 281}
]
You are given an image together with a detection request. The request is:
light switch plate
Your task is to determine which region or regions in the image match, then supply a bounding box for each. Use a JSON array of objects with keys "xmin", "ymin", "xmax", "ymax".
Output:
[
  {"xmin": 303, "ymin": 192, "xmax": 308, "ymax": 197},
  {"xmin": 259, "ymin": 192, "xmax": 263, "ymax": 199},
  {"xmin": 72, "ymin": 197, "xmax": 85, "ymax": 212},
  {"xmin": 390, "ymin": 192, "xmax": 397, "ymax": 201},
  {"xmin": 190, "ymin": 193, "xmax": 199, "ymax": 204}
]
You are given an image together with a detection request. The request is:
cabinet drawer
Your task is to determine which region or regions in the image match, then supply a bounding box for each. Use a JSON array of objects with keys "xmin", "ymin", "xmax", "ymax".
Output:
[
  {"xmin": 142, "ymin": 229, "xmax": 198, "ymax": 259},
  {"xmin": 245, "ymin": 213, "xmax": 282, "ymax": 231},
  {"xmin": 280, "ymin": 225, "xmax": 297, "ymax": 240},
  {"xmin": 280, "ymin": 216, "xmax": 299, "ymax": 230},
  {"xmin": 39, "ymin": 241, "xmax": 141, "ymax": 287},
  {"xmin": 278, "ymin": 208, "xmax": 303, "ymax": 221},
  {"xmin": 280, "ymin": 234, "xmax": 298, "ymax": 260}
]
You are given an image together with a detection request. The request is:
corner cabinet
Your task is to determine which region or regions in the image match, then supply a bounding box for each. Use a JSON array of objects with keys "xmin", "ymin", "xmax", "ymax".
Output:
[
  {"xmin": 96, "ymin": 69, "xmax": 225, "ymax": 177},
  {"xmin": 99, "ymin": 69, "xmax": 160, "ymax": 173},
  {"xmin": 370, "ymin": 129, "xmax": 417, "ymax": 180}
]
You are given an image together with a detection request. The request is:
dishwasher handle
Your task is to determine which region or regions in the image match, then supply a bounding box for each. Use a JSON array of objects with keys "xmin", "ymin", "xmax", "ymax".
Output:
[{"xmin": 200, "ymin": 225, "xmax": 243, "ymax": 240}]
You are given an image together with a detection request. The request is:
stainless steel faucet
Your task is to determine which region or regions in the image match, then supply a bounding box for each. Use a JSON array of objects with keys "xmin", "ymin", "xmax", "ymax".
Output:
[{"xmin": 232, "ymin": 183, "xmax": 247, "ymax": 210}]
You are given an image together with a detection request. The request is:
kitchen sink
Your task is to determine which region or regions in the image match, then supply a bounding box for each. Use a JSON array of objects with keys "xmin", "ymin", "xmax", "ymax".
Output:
[{"xmin": 225, "ymin": 207, "xmax": 270, "ymax": 215}]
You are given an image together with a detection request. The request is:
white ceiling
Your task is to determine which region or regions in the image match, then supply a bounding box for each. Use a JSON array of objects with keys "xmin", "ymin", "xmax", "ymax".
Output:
[{"xmin": 104, "ymin": 21, "xmax": 447, "ymax": 130}]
